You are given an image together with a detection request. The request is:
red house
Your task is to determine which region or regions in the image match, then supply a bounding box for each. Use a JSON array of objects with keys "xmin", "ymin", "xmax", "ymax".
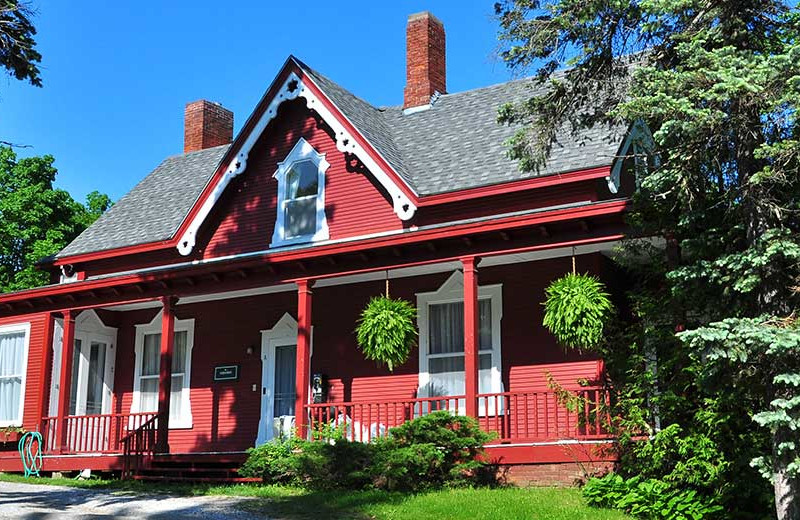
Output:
[{"xmin": 0, "ymin": 12, "xmax": 636, "ymax": 483}]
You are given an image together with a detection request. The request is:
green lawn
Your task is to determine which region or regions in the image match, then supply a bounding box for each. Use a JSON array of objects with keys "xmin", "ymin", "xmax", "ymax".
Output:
[{"xmin": 0, "ymin": 473, "xmax": 631, "ymax": 520}]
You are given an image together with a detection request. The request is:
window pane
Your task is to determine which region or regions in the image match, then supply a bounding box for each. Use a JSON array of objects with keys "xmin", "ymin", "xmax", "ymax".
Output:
[
  {"xmin": 285, "ymin": 198, "xmax": 316, "ymax": 238},
  {"xmin": 0, "ymin": 378, "xmax": 20, "ymax": 422},
  {"xmin": 430, "ymin": 355, "xmax": 464, "ymax": 374},
  {"xmin": 429, "ymin": 354, "xmax": 491, "ymax": 374},
  {"xmin": 479, "ymin": 300, "xmax": 492, "ymax": 349},
  {"xmin": 429, "ymin": 300, "xmax": 493, "ymax": 354},
  {"xmin": 0, "ymin": 332, "xmax": 25, "ymax": 377},
  {"xmin": 0, "ymin": 330, "xmax": 24, "ymax": 422},
  {"xmin": 172, "ymin": 331, "xmax": 187, "ymax": 373},
  {"xmin": 274, "ymin": 345, "xmax": 296, "ymax": 417},
  {"xmin": 85, "ymin": 342, "xmax": 107, "ymax": 415},
  {"xmin": 142, "ymin": 334, "xmax": 160, "ymax": 376},
  {"xmin": 170, "ymin": 374, "xmax": 183, "ymax": 421},
  {"xmin": 286, "ymin": 160, "xmax": 318, "ymax": 198},
  {"xmin": 139, "ymin": 378, "xmax": 158, "ymax": 412},
  {"xmin": 69, "ymin": 339, "xmax": 81, "ymax": 415},
  {"xmin": 429, "ymin": 302, "xmax": 464, "ymax": 354}
]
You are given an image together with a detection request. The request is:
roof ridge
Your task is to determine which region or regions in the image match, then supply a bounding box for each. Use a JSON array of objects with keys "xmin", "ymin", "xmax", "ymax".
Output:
[
  {"xmin": 292, "ymin": 56, "xmax": 382, "ymax": 113},
  {"xmin": 379, "ymin": 75, "xmax": 538, "ymax": 110}
]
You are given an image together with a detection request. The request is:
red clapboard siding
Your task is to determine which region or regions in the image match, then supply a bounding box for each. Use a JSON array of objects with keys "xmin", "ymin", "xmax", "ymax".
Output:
[
  {"xmin": 110, "ymin": 291, "xmax": 295, "ymax": 453},
  {"xmin": 413, "ymin": 181, "xmax": 599, "ymax": 228},
  {"xmin": 0, "ymin": 313, "xmax": 49, "ymax": 439},
  {"xmin": 508, "ymin": 361, "xmax": 604, "ymax": 391},
  {"xmin": 89, "ymin": 253, "xmax": 609, "ymax": 454},
  {"xmin": 198, "ymin": 98, "xmax": 402, "ymax": 260}
]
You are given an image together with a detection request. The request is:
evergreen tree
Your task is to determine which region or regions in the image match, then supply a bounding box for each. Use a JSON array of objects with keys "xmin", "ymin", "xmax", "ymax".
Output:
[{"xmin": 495, "ymin": 1, "xmax": 800, "ymax": 518}]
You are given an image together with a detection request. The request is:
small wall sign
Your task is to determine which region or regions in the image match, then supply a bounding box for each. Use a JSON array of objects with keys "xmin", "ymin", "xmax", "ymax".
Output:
[{"xmin": 214, "ymin": 365, "xmax": 239, "ymax": 381}]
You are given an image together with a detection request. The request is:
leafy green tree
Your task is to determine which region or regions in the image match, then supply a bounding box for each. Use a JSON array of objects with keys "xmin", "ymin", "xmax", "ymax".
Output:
[
  {"xmin": 495, "ymin": 1, "xmax": 800, "ymax": 518},
  {"xmin": 0, "ymin": 146, "xmax": 110, "ymax": 291}
]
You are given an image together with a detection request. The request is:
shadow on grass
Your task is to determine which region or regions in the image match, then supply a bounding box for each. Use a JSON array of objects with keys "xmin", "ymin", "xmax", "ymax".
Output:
[
  {"xmin": 0, "ymin": 474, "xmax": 409, "ymax": 520},
  {"xmin": 236, "ymin": 489, "xmax": 408, "ymax": 520}
]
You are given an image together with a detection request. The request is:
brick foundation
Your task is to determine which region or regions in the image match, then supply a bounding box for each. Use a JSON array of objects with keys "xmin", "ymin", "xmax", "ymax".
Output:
[{"xmin": 502, "ymin": 461, "xmax": 615, "ymax": 487}]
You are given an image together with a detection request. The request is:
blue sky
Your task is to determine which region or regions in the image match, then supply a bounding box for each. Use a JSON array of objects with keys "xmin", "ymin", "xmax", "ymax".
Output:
[{"xmin": 0, "ymin": 1, "xmax": 515, "ymax": 203}]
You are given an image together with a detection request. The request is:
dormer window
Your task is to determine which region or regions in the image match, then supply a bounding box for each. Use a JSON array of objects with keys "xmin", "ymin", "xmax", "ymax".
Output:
[{"xmin": 271, "ymin": 138, "xmax": 329, "ymax": 247}]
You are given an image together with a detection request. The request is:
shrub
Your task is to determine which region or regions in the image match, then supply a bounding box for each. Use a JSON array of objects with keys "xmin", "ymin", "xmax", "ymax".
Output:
[
  {"xmin": 239, "ymin": 435, "xmax": 301, "ymax": 484},
  {"xmin": 583, "ymin": 473, "xmax": 724, "ymax": 520},
  {"xmin": 240, "ymin": 411, "xmax": 496, "ymax": 491},
  {"xmin": 295, "ymin": 437, "xmax": 376, "ymax": 490},
  {"xmin": 373, "ymin": 411, "xmax": 495, "ymax": 491}
]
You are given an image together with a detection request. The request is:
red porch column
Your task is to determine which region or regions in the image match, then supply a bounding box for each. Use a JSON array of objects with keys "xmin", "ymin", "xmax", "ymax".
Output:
[
  {"xmin": 55, "ymin": 310, "xmax": 76, "ymax": 453},
  {"xmin": 155, "ymin": 296, "xmax": 177, "ymax": 453},
  {"xmin": 294, "ymin": 279, "xmax": 313, "ymax": 439},
  {"xmin": 462, "ymin": 257, "xmax": 480, "ymax": 418}
]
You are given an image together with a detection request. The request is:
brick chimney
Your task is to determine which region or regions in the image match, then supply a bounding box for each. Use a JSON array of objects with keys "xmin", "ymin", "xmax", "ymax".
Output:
[
  {"xmin": 183, "ymin": 100, "xmax": 234, "ymax": 153},
  {"xmin": 403, "ymin": 11, "xmax": 446, "ymax": 109}
]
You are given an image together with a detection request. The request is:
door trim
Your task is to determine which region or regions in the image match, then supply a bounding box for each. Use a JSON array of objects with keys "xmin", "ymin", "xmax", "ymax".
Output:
[
  {"xmin": 257, "ymin": 313, "xmax": 313, "ymax": 445},
  {"xmin": 48, "ymin": 310, "xmax": 117, "ymax": 417}
]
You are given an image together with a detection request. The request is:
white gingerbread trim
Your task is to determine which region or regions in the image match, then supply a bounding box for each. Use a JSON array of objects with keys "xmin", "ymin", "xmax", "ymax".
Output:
[
  {"xmin": 270, "ymin": 138, "xmax": 330, "ymax": 247},
  {"xmin": 176, "ymin": 70, "xmax": 417, "ymax": 256},
  {"xmin": 606, "ymin": 119, "xmax": 655, "ymax": 194}
]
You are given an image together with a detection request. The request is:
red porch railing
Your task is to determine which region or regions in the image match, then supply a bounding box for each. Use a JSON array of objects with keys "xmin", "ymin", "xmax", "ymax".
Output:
[
  {"xmin": 305, "ymin": 387, "xmax": 611, "ymax": 443},
  {"xmin": 477, "ymin": 386, "xmax": 611, "ymax": 443},
  {"xmin": 40, "ymin": 412, "xmax": 159, "ymax": 454},
  {"xmin": 307, "ymin": 395, "xmax": 464, "ymax": 442},
  {"xmin": 121, "ymin": 413, "xmax": 159, "ymax": 480}
]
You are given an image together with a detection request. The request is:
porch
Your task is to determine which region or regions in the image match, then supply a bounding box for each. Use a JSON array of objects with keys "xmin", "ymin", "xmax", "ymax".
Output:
[{"xmin": 17, "ymin": 245, "xmax": 619, "ymax": 477}]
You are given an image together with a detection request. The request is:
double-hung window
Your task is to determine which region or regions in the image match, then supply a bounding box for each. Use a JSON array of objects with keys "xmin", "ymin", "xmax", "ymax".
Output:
[
  {"xmin": 417, "ymin": 272, "xmax": 503, "ymax": 414},
  {"xmin": 427, "ymin": 299, "xmax": 494, "ymax": 397},
  {"xmin": 132, "ymin": 313, "xmax": 194, "ymax": 428},
  {"xmin": 0, "ymin": 323, "xmax": 30, "ymax": 427},
  {"xmin": 271, "ymin": 137, "xmax": 329, "ymax": 247}
]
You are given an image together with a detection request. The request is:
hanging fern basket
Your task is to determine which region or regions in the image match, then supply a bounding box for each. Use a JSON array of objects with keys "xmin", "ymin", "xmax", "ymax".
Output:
[
  {"xmin": 356, "ymin": 296, "xmax": 418, "ymax": 371},
  {"xmin": 543, "ymin": 272, "xmax": 614, "ymax": 351}
]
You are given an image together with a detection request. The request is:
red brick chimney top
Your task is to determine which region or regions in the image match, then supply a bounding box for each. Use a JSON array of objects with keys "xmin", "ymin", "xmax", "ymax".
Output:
[
  {"xmin": 184, "ymin": 100, "xmax": 233, "ymax": 154},
  {"xmin": 403, "ymin": 11, "xmax": 446, "ymax": 109}
]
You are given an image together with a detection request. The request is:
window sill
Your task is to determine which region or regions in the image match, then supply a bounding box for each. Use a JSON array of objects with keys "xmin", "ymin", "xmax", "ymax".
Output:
[{"xmin": 270, "ymin": 231, "xmax": 329, "ymax": 249}]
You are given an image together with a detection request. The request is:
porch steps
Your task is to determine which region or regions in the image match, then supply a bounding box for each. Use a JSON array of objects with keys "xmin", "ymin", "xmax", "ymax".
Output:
[{"xmin": 131, "ymin": 453, "xmax": 253, "ymax": 483}]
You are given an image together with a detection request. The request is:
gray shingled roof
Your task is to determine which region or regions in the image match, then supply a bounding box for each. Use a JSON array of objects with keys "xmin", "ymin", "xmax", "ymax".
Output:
[
  {"xmin": 58, "ymin": 145, "xmax": 229, "ymax": 258},
  {"xmin": 57, "ymin": 58, "xmax": 627, "ymax": 258}
]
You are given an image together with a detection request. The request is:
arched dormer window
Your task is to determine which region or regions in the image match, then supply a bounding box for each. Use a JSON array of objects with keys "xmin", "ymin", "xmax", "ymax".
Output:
[{"xmin": 271, "ymin": 138, "xmax": 330, "ymax": 247}]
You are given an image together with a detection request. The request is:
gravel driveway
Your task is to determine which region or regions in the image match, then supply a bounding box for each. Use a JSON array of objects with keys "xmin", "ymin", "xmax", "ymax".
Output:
[{"xmin": 0, "ymin": 481, "xmax": 270, "ymax": 519}]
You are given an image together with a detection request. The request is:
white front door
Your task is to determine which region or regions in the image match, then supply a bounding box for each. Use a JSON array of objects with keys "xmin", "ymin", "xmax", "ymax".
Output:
[
  {"xmin": 69, "ymin": 335, "xmax": 115, "ymax": 416},
  {"xmin": 257, "ymin": 313, "xmax": 301, "ymax": 445}
]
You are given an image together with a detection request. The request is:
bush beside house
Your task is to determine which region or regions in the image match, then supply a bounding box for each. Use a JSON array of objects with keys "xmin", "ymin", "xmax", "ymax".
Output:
[{"xmin": 240, "ymin": 411, "xmax": 496, "ymax": 492}]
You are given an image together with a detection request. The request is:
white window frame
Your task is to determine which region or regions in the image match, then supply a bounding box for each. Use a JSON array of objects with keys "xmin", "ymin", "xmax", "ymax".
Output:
[
  {"xmin": 270, "ymin": 137, "xmax": 330, "ymax": 248},
  {"xmin": 416, "ymin": 271, "xmax": 504, "ymax": 401},
  {"xmin": 0, "ymin": 322, "xmax": 31, "ymax": 427},
  {"xmin": 130, "ymin": 311, "xmax": 195, "ymax": 429}
]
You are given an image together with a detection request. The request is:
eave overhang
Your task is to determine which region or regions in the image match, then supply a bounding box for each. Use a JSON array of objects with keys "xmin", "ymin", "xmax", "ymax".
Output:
[{"xmin": 1, "ymin": 199, "xmax": 628, "ymax": 317}]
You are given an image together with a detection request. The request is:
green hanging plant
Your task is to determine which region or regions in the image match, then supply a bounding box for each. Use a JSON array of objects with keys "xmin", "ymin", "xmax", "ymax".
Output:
[
  {"xmin": 543, "ymin": 272, "xmax": 614, "ymax": 351},
  {"xmin": 356, "ymin": 296, "xmax": 418, "ymax": 371}
]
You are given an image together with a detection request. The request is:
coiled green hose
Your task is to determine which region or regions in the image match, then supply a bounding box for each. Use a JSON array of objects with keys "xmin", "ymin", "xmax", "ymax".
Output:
[{"xmin": 18, "ymin": 431, "xmax": 43, "ymax": 478}]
